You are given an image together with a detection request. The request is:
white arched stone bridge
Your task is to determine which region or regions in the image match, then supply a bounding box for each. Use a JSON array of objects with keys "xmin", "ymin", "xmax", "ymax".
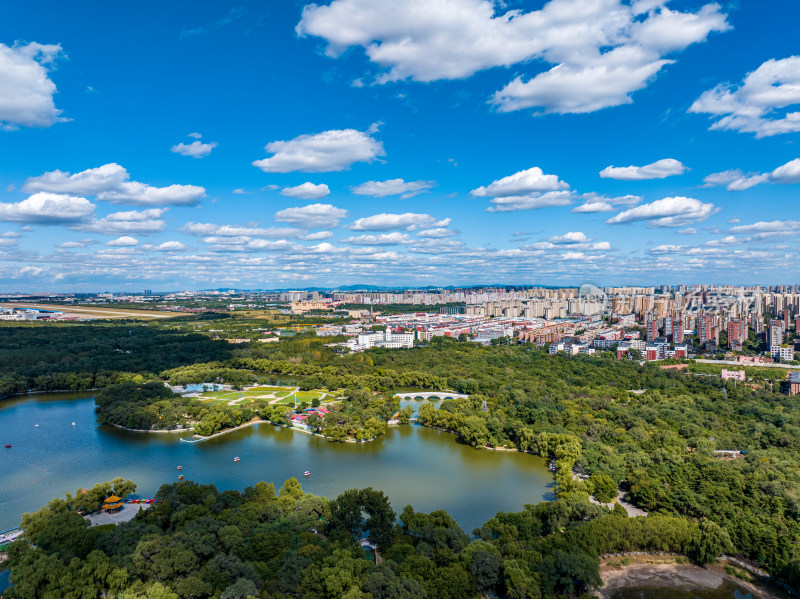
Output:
[{"xmin": 393, "ymin": 391, "xmax": 468, "ymax": 400}]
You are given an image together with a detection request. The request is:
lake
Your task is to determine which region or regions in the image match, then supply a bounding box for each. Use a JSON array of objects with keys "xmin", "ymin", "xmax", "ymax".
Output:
[{"xmin": 0, "ymin": 392, "xmax": 554, "ymax": 533}]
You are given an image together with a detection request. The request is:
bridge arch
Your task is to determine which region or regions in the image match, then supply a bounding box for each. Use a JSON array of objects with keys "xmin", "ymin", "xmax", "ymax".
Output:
[{"xmin": 393, "ymin": 391, "xmax": 469, "ymax": 401}]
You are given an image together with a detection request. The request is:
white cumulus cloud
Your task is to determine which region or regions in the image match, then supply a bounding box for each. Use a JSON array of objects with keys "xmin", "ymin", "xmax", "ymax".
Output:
[
  {"xmin": 299, "ymin": 0, "xmax": 728, "ymax": 114},
  {"xmin": 182, "ymin": 222, "xmax": 304, "ymax": 238},
  {"xmin": 416, "ymin": 227, "xmax": 455, "ymax": 238},
  {"xmin": 153, "ymin": 241, "xmax": 188, "ymax": 251},
  {"xmin": 280, "ymin": 182, "xmax": 331, "ymax": 200},
  {"xmin": 342, "ymin": 232, "xmax": 413, "ymax": 245},
  {"xmin": 486, "ymin": 191, "xmax": 573, "ymax": 212},
  {"xmin": 471, "ymin": 167, "xmax": 568, "ymax": 197},
  {"xmin": 98, "ymin": 181, "xmax": 206, "ymax": 206},
  {"xmin": 0, "ymin": 193, "xmax": 95, "ymax": 224},
  {"xmin": 493, "ymin": 46, "xmax": 669, "ymax": 115},
  {"xmin": 299, "ymin": 231, "xmax": 334, "ymax": 241},
  {"xmin": 106, "ymin": 236, "xmax": 139, "ymax": 246},
  {"xmin": 351, "ymin": 178, "xmax": 436, "ymax": 198},
  {"xmin": 770, "ymin": 158, "xmax": 800, "ymax": 184},
  {"xmin": 730, "ymin": 220, "xmax": 800, "ymax": 234},
  {"xmin": 24, "ymin": 163, "xmax": 129, "ymax": 195},
  {"xmin": 274, "ymin": 203, "xmax": 348, "ymax": 228},
  {"xmin": 599, "ymin": 158, "xmax": 687, "ymax": 180},
  {"xmin": 702, "ymin": 158, "xmax": 800, "ymax": 191},
  {"xmin": 56, "ymin": 239, "xmax": 96, "ymax": 248},
  {"xmin": 690, "ymin": 56, "xmax": 800, "ymax": 138},
  {"xmin": 701, "ymin": 169, "xmax": 768, "ymax": 191},
  {"xmin": 549, "ymin": 232, "xmax": 591, "ymax": 244},
  {"xmin": 0, "ymin": 42, "xmax": 65, "ymax": 129},
  {"xmin": 571, "ymin": 193, "xmax": 641, "ymax": 213},
  {"xmin": 75, "ymin": 208, "xmax": 168, "ymax": 235},
  {"xmin": 606, "ymin": 196, "xmax": 716, "ymax": 227},
  {"xmin": 349, "ymin": 212, "xmax": 451, "ymax": 231},
  {"xmin": 24, "ymin": 163, "xmax": 206, "ymax": 206},
  {"xmin": 171, "ymin": 139, "xmax": 218, "ymax": 158},
  {"xmin": 253, "ymin": 128, "xmax": 384, "ymax": 173}
]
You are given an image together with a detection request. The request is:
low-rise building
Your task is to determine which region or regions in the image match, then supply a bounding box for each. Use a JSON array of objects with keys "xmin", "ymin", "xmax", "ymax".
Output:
[
  {"xmin": 771, "ymin": 345, "xmax": 796, "ymax": 362},
  {"xmin": 316, "ymin": 326, "xmax": 345, "ymax": 336},
  {"xmin": 721, "ymin": 369, "xmax": 746, "ymax": 381},
  {"xmin": 345, "ymin": 329, "xmax": 415, "ymax": 352},
  {"xmin": 736, "ymin": 355, "xmax": 774, "ymax": 364},
  {"xmin": 781, "ymin": 372, "xmax": 800, "ymax": 396},
  {"xmin": 616, "ymin": 313, "xmax": 636, "ymax": 327},
  {"xmin": 549, "ymin": 341, "xmax": 589, "ymax": 356},
  {"xmin": 672, "ymin": 344, "xmax": 690, "ymax": 359}
]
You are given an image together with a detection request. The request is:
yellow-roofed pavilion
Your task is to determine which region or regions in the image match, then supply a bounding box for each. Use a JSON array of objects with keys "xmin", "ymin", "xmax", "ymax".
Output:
[{"xmin": 102, "ymin": 495, "xmax": 123, "ymax": 511}]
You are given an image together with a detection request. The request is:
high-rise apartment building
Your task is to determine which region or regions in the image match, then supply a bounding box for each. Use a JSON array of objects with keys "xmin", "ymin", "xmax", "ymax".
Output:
[
  {"xmin": 698, "ymin": 314, "xmax": 718, "ymax": 346},
  {"xmin": 727, "ymin": 318, "xmax": 746, "ymax": 350},
  {"xmin": 769, "ymin": 319, "xmax": 784, "ymax": 347},
  {"xmin": 671, "ymin": 314, "xmax": 684, "ymax": 344},
  {"xmin": 646, "ymin": 316, "xmax": 661, "ymax": 342}
]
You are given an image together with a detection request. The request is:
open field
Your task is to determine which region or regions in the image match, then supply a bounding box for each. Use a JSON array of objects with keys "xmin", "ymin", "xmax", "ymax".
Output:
[
  {"xmin": 193, "ymin": 385, "xmax": 342, "ymax": 406},
  {"xmin": 693, "ymin": 358, "xmax": 800, "ymax": 371},
  {"xmin": 5, "ymin": 303, "xmax": 184, "ymax": 320}
]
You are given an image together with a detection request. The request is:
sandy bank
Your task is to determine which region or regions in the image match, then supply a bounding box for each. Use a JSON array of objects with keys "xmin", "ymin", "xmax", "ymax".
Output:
[
  {"xmin": 596, "ymin": 559, "xmax": 779, "ymax": 599},
  {"xmin": 599, "ymin": 562, "xmax": 723, "ymax": 595}
]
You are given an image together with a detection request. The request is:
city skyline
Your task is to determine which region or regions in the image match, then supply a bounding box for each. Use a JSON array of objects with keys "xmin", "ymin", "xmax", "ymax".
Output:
[{"xmin": 1, "ymin": 0, "xmax": 799, "ymax": 291}]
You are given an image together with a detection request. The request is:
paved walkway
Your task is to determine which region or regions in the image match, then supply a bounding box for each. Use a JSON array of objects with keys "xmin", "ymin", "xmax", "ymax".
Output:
[
  {"xmin": 589, "ymin": 490, "xmax": 648, "ymax": 517},
  {"xmin": 85, "ymin": 503, "xmax": 151, "ymax": 526},
  {"xmin": 360, "ymin": 539, "xmax": 381, "ymax": 564},
  {"xmin": 574, "ymin": 472, "xmax": 648, "ymax": 517}
]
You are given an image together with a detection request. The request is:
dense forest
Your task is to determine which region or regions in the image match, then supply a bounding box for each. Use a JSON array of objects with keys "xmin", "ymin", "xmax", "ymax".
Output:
[
  {"xmin": 4, "ymin": 478, "xmax": 734, "ymax": 599},
  {"xmin": 3, "ymin": 321, "xmax": 800, "ymax": 587},
  {"xmin": 0, "ymin": 323, "xmax": 233, "ymax": 396},
  {"xmin": 94, "ymin": 382, "xmax": 202, "ymax": 431}
]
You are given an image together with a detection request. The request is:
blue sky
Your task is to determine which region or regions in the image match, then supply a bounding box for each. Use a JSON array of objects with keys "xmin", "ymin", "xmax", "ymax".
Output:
[{"xmin": 1, "ymin": 0, "xmax": 799, "ymax": 291}]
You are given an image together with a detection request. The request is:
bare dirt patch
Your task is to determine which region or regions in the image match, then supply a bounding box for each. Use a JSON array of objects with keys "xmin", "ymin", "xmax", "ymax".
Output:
[{"xmin": 596, "ymin": 558, "xmax": 781, "ymax": 599}]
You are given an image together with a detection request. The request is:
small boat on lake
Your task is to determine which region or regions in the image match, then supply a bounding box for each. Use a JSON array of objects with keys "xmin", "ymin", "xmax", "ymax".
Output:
[
  {"xmin": 177, "ymin": 466, "xmax": 183, "ymax": 470},
  {"xmin": 234, "ymin": 457, "xmax": 240, "ymax": 462},
  {"xmin": 178, "ymin": 475, "xmax": 184, "ymax": 480},
  {"xmin": 304, "ymin": 470, "xmax": 310, "ymax": 477},
  {"xmin": 4, "ymin": 443, "xmax": 11, "ymax": 448}
]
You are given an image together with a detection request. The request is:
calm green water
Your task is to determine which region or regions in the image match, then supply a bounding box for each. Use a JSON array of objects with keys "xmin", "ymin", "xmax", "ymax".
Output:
[
  {"xmin": 0, "ymin": 392, "xmax": 554, "ymax": 533},
  {"xmin": 610, "ymin": 580, "xmax": 754, "ymax": 599}
]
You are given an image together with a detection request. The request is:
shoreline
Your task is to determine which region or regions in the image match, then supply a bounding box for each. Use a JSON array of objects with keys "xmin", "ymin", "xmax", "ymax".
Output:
[
  {"xmin": 107, "ymin": 422, "xmax": 194, "ymax": 434},
  {"xmin": 595, "ymin": 557, "xmax": 785, "ymax": 599},
  {"xmin": 183, "ymin": 418, "xmax": 381, "ymax": 444},
  {"xmin": 417, "ymin": 423, "xmax": 541, "ymax": 455},
  {"xmin": 185, "ymin": 418, "xmax": 268, "ymax": 442},
  {"xmin": 0, "ymin": 388, "xmax": 100, "ymax": 402}
]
